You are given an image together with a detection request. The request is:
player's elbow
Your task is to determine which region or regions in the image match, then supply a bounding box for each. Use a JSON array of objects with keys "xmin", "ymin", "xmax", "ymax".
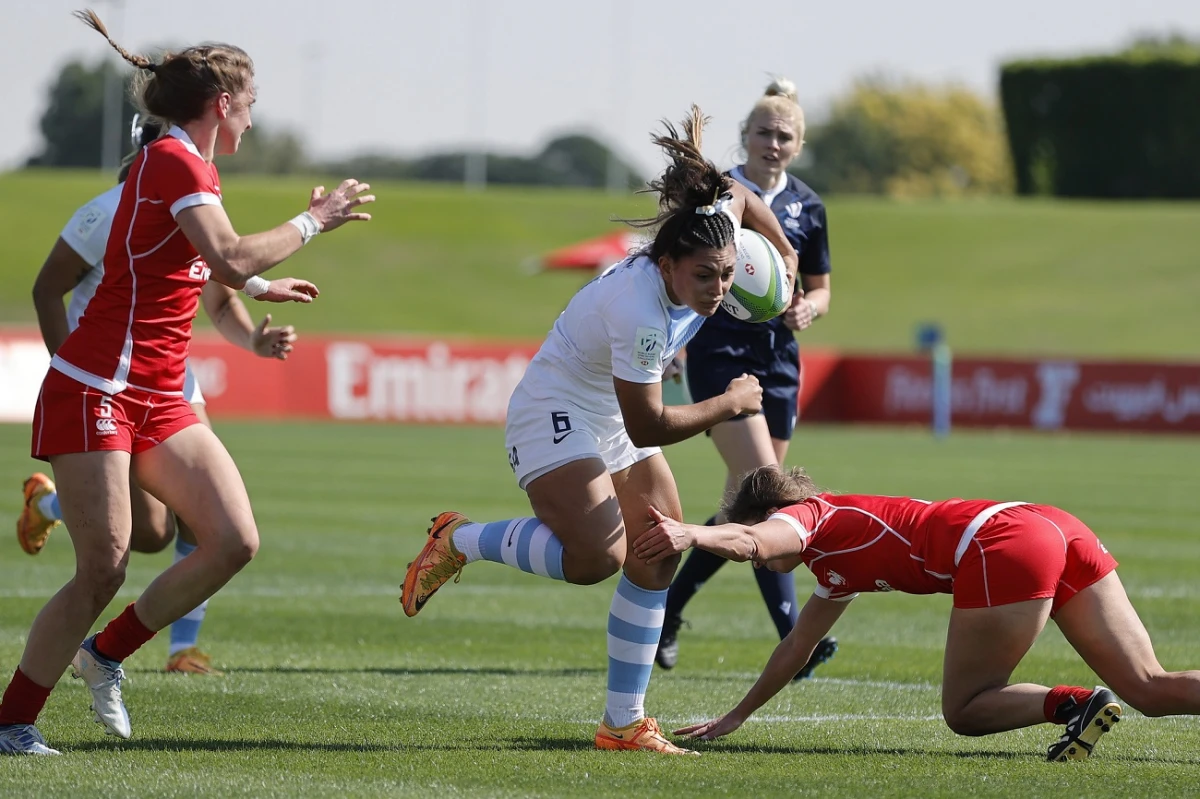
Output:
[
  {"xmin": 206, "ymin": 255, "xmax": 250, "ymax": 289},
  {"xmin": 626, "ymin": 427, "xmax": 657, "ymax": 449}
]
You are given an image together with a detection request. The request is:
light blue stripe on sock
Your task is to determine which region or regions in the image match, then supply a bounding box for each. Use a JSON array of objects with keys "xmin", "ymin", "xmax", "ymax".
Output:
[
  {"xmin": 48, "ymin": 493, "xmax": 61, "ymax": 520},
  {"xmin": 544, "ymin": 537, "xmax": 565, "ymax": 581},
  {"xmin": 170, "ymin": 618, "xmax": 202, "ymax": 650},
  {"xmin": 607, "ymin": 615, "xmax": 663, "ymax": 646},
  {"xmin": 514, "ymin": 518, "xmax": 540, "ymax": 574},
  {"xmin": 607, "ymin": 656, "xmax": 647, "ymax": 695},
  {"xmin": 477, "ymin": 520, "xmax": 510, "ymax": 563},
  {"xmin": 174, "ymin": 537, "xmax": 197, "ymax": 559}
]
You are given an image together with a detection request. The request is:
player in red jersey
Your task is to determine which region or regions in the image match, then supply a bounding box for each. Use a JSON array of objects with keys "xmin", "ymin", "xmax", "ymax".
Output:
[
  {"xmin": 0, "ymin": 10, "xmax": 373, "ymax": 756},
  {"xmin": 17, "ymin": 116, "xmax": 315, "ymax": 677},
  {"xmin": 634, "ymin": 466, "xmax": 1200, "ymax": 762}
]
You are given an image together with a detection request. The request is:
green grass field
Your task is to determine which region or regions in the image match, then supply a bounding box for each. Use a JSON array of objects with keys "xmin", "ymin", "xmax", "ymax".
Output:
[
  {"xmin": 2, "ymin": 422, "xmax": 1199, "ymax": 797},
  {"xmin": 1, "ymin": 170, "xmax": 1198, "ymax": 357},
  {"xmin": 1, "ymin": 170, "xmax": 1198, "ymax": 794}
]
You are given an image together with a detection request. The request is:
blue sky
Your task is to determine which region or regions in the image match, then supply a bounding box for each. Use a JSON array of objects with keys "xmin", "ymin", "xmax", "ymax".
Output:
[{"xmin": 4, "ymin": 0, "xmax": 1198, "ymax": 174}]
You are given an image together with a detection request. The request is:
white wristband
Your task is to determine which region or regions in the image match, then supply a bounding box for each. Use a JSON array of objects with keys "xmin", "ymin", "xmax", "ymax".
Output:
[
  {"xmin": 288, "ymin": 211, "xmax": 321, "ymax": 245},
  {"xmin": 243, "ymin": 275, "xmax": 271, "ymax": 298}
]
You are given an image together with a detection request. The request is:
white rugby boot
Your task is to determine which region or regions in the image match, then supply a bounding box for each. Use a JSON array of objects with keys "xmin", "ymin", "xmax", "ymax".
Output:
[{"xmin": 71, "ymin": 636, "xmax": 132, "ymax": 739}]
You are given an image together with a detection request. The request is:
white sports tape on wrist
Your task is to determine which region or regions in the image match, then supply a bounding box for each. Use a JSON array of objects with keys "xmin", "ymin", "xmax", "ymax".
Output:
[
  {"xmin": 243, "ymin": 276, "xmax": 271, "ymax": 298},
  {"xmin": 288, "ymin": 211, "xmax": 321, "ymax": 245}
]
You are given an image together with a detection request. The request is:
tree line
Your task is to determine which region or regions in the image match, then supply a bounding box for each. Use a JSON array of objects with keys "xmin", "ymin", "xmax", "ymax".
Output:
[{"xmin": 25, "ymin": 32, "xmax": 1200, "ymax": 198}]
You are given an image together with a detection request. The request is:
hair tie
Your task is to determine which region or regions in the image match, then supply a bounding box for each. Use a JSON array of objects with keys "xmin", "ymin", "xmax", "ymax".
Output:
[
  {"xmin": 695, "ymin": 185, "xmax": 726, "ymax": 216},
  {"xmin": 144, "ymin": 62, "xmax": 157, "ymax": 73}
]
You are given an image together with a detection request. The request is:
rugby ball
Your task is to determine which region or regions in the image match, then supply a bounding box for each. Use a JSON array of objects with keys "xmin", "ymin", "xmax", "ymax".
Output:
[{"xmin": 721, "ymin": 229, "xmax": 792, "ymax": 323}]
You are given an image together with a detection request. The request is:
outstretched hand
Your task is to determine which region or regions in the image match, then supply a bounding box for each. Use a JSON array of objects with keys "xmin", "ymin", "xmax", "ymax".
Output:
[
  {"xmin": 307, "ymin": 179, "xmax": 375, "ymax": 232},
  {"xmin": 631, "ymin": 506, "xmax": 694, "ymax": 564},
  {"xmin": 250, "ymin": 314, "xmax": 297, "ymax": 361},
  {"xmin": 673, "ymin": 713, "xmax": 746, "ymax": 741},
  {"xmin": 256, "ymin": 277, "xmax": 320, "ymax": 304}
]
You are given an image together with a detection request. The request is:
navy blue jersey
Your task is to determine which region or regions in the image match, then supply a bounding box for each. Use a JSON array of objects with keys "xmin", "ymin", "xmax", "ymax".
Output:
[{"xmin": 703, "ymin": 167, "xmax": 831, "ymax": 334}]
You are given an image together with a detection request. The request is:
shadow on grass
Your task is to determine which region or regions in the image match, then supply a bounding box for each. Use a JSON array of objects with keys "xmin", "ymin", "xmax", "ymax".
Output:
[
  {"xmin": 68, "ymin": 736, "xmax": 594, "ymax": 754},
  {"xmin": 129, "ymin": 666, "xmax": 605, "ymax": 678},
  {"xmin": 61, "ymin": 737, "xmax": 1200, "ymax": 763},
  {"xmin": 691, "ymin": 741, "xmax": 1200, "ymax": 765}
]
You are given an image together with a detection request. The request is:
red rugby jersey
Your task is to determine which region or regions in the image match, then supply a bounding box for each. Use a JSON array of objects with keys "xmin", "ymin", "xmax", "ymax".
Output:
[
  {"xmin": 52, "ymin": 127, "xmax": 221, "ymax": 395},
  {"xmin": 771, "ymin": 494, "xmax": 1025, "ymax": 600}
]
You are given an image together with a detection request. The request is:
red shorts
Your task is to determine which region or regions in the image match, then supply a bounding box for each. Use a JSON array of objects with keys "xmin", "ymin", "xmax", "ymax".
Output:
[
  {"xmin": 953, "ymin": 504, "xmax": 1118, "ymax": 615},
  {"xmin": 31, "ymin": 368, "xmax": 199, "ymax": 460}
]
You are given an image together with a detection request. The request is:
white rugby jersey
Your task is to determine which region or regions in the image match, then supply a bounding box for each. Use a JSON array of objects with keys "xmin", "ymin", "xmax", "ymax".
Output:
[
  {"xmin": 518, "ymin": 253, "xmax": 710, "ymax": 419},
  {"xmin": 59, "ymin": 183, "xmax": 123, "ymax": 331}
]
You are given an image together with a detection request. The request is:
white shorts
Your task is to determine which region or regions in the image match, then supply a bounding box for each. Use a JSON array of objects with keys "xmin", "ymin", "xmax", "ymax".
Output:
[
  {"xmin": 504, "ymin": 383, "xmax": 660, "ymax": 490},
  {"xmin": 183, "ymin": 361, "xmax": 205, "ymax": 406}
]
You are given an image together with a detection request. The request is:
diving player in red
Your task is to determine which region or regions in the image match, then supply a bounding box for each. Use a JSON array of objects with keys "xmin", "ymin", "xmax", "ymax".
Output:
[
  {"xmin": 634, "ymin": 466, "xmax": 1200, "ymax": 762},
  {"xmin": 0, "ymin": 10, "xmax": 373, "ymax": 756}
]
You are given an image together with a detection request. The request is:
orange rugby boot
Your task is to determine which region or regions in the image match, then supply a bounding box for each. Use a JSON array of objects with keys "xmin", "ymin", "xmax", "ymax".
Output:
[
  {"xmin": 165, "ymin": 647, "xmax": 224, "ymax": 676},
  {"xmin": 400, "ymin": 512, "xmax": 470, "ymax": 617},
  {"xmin": 17, "ymin": 473, "xmax": 61, "ymax": 555},
  {"xmin": 595, "ymin": 717, "xmax": 699, "ymax": 755}
]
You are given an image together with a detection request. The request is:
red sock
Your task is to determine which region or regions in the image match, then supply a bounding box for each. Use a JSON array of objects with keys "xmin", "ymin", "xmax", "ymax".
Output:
[
  {"xmin": 0, "ymin": 668, "xmax": 54, "ymax": 726},
  {"xmin": 1044, "ymin": 685, "xmax": 1094, "ymax": 724},
  {"xmin": 93, "ymin": 603, "xmax": 157, "ymax": 663}
]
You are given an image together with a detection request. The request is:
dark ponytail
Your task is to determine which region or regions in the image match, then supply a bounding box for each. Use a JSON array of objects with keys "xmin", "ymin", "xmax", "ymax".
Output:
[{"xmin": 626, "ymin": 106, "xmax": 736, "ymax": 262}]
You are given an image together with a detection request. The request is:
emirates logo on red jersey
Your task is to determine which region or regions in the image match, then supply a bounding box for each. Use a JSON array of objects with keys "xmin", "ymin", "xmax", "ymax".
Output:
[{"xmin": 187, "ymin": 258, "xmax": 212, "ymax": 282}]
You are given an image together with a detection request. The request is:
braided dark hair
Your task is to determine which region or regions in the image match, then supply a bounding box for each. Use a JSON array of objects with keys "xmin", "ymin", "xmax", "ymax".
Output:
[{"xmin": 627, "ymin": 106, "xmax": 736, "ymax": 263}]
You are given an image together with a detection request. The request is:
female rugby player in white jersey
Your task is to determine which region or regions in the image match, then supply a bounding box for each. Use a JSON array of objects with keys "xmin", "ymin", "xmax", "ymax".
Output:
[
  {"xmin": 17, "ymin": 118, "xmax": 316, "ymax": 676},
  {"xmin": 402, "ymin": 107, "xmax": 798, "ymax": 754}
]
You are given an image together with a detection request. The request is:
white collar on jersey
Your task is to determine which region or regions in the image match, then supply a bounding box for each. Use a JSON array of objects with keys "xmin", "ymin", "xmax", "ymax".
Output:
[
  {"xmin": 731, "ymin": 165, "xmax": 788, "ymax": 206},
  {"xmin": 166, "ymin": 125, "xmax": 206, "ymax": 161}
]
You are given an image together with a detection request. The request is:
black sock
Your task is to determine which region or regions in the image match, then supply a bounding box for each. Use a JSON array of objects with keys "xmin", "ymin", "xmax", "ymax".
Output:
[{"xmin": 754, "ymin": 563, "xmax": 799, "ymax": 639}]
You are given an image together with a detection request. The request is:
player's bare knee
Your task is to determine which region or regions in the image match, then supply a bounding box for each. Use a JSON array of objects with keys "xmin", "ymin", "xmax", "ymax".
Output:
[
  {"xmin": 212, "ymin": 527, "xmax": 259, "ymax": 572},
  {"xmin": 566, "ymin": 548, "xmax": 622, "ymax": 585},
  {"xmin": 941, "ymin": 709, "xmax": 987, "ymax": 737},
  {"xmin": 1121, "ymin": 678, "xmax": 1174, "ymax": 717},
  {"xmin": 80, "ymin": 562, "xmax": 127, "ymax": 609}
]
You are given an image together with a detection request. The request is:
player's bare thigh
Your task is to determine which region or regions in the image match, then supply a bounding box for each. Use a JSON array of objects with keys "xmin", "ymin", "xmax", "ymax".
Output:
[
  {"xmin": 941, "ymin": 599, "xmax": 1052, "ymax": 734},
  {"xmin": 50, "ymin": 450, "xmax": 135, "ymax": 580},
  {"xmin": 611, "ymin": 453, "xmax": 682, "ymax": 590},
  {"xmin": 711, "ymin": 414, "xmax": 777, "ymax": 476},
  {"xmin": 710, "ymin": 415, "xmax": 786, "ymax": 524},
  {"xmin": 526, "ymin": 457, "xmax": 625, "ymax": 585},
  {"xmin": 1055, "ymin": 571, "xmax": 1200, "ymax": 717},
  {"xmin": 126, "ymin": 401, "xmax": 213, "ymax": 553},
  {"xmin": 131, "ymin": 422, "xmax": 257, "ymax": 567}
]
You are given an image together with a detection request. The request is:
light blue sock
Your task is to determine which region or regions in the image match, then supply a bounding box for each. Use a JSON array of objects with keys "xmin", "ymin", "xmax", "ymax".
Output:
[
  {"xmin": 168, "ymin": 538, "xmax": 208, "ymax": 655},
  {"xmin": 605, "ymin": 574, "xmax": 667, "ymax": 728},
  {"xmin": 451, "ymin": 519, "xmax": 565, "ymax": 580},
  {"xmin": 37, "ymin": 491, "xmax": 61, "ymax": 521}
]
